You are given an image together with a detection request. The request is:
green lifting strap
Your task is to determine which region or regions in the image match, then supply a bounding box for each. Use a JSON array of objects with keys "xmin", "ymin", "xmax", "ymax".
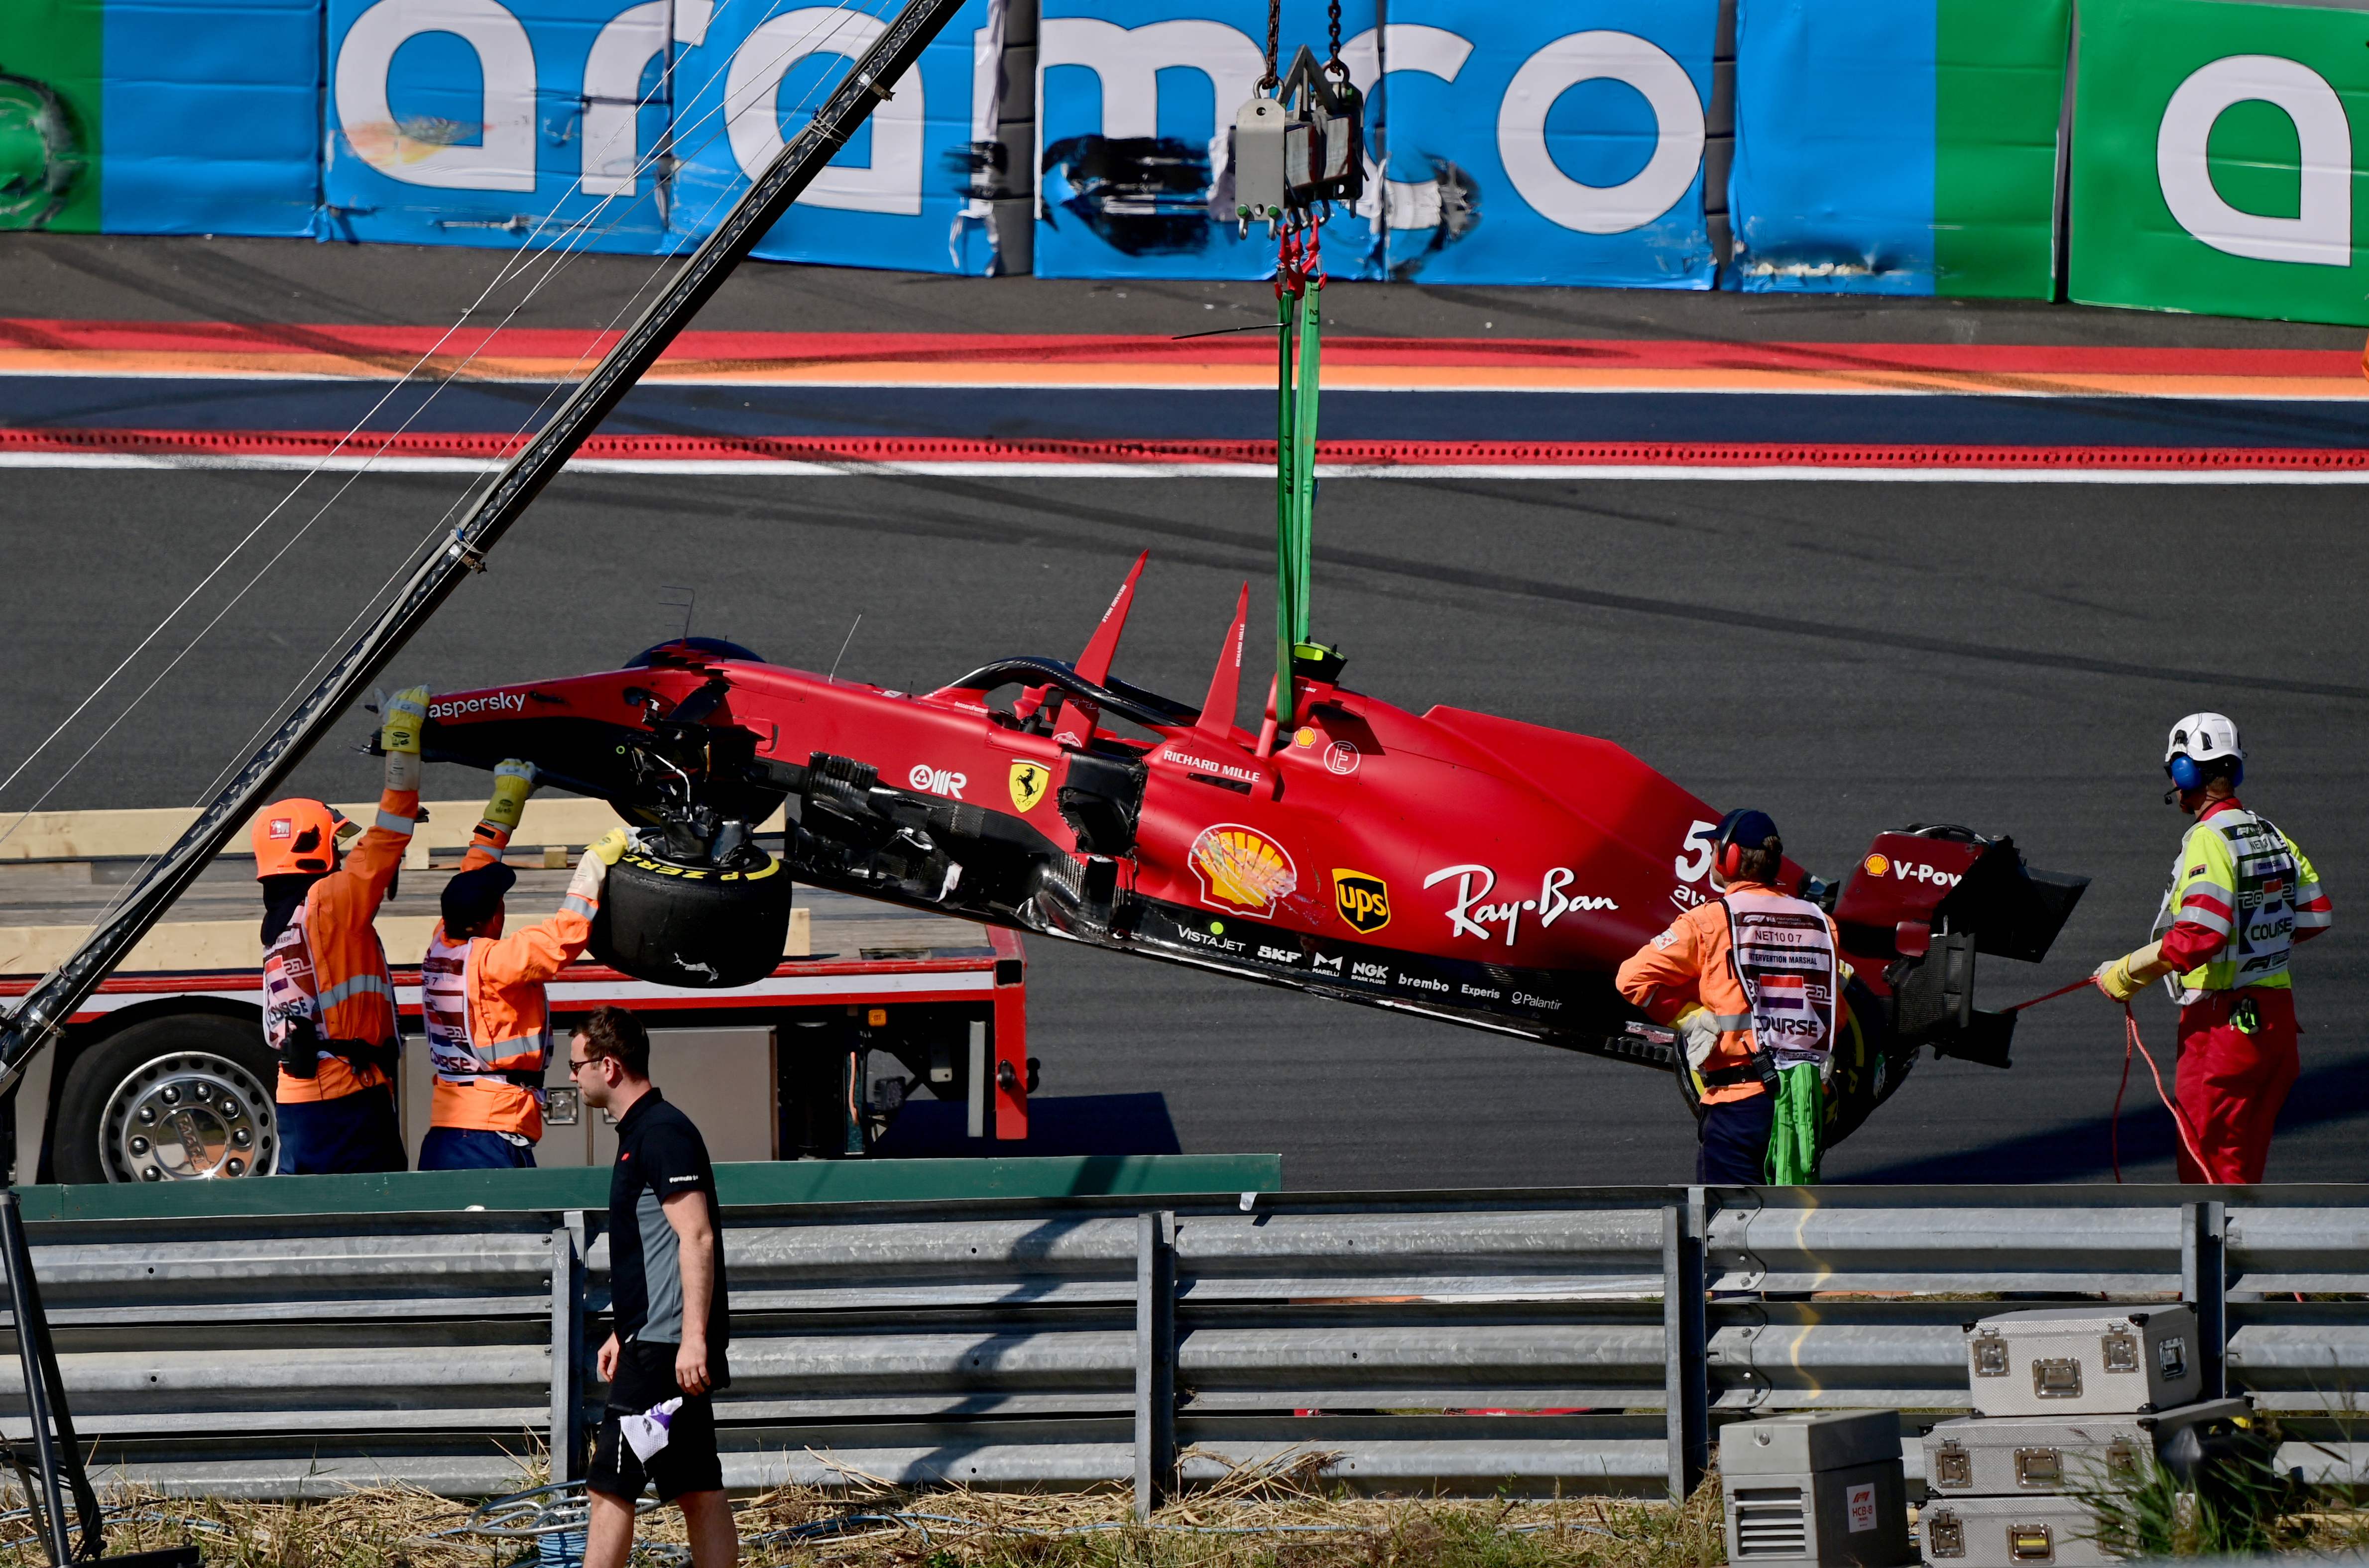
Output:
[
  {"xmin": 1764, "ymin": 1062, "xmax": 1825, "ymax": 1186},
  {"xmin": 1274, "ymin": 277, "xmax": 1320, "ymax": 733}
]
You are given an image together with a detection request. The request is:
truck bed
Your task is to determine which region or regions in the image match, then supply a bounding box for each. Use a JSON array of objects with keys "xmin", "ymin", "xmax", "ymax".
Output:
[
  {"xmin": 0, "ymin": 802, "xmax": 1035, "ymax": 1169},
  {"xmin": 0, "ymin": 839, "xmax": 1000, "ymax": 977}
]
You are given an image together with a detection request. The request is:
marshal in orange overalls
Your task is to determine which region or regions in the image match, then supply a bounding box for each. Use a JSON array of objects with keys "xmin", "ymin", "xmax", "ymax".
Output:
[{"xmin": 418, "ymin": 762, "xmax": 615, "ymax": 1170}]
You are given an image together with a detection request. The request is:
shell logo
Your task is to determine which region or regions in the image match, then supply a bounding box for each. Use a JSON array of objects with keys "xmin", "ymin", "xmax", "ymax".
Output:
[
  {"xmin": 1189, "ymin": 825, "xmax": 1300, "ymax": 915},
  {"xmin": 1863, "ymin": 853, "xmax": 1890, "ymax": 878}
]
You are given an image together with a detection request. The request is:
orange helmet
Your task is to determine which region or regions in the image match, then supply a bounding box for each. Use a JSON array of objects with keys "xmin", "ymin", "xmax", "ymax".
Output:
[{"xmin": 251, "ymin": 798, "xmax": 348, "ymax": 879}]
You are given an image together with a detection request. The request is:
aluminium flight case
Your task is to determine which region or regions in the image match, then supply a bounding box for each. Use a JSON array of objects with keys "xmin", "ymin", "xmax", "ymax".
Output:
[
  {"xmin": 1964, "ymin": 1306, "xmax": 2202, "ymax": 1417},
  {"xmin": 1921, "ymin": 1397, "xmax": 2252, "ymax": 1496},
  {"xmin": 1919, "ymin": 1494, "xmax": 2110, "ymax": 1568}
]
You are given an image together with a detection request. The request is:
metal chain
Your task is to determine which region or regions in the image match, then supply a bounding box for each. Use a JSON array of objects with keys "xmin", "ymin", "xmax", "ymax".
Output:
[
  {"xmin": 1262, "ymin": 0, "xmax": 1280, "ymax": 89},
  {"xmin": 1326, "ymin": 0, "xmax": 1342, "ymax": 73}
]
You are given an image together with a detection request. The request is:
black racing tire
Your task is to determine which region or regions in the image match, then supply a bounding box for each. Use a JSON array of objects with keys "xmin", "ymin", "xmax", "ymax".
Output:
[
  {"xmin": 591, "ymin": 844, "xmax": 794, "ymax": 988},
  {"xmin": 1824, "ymin": 974, "xmax": 1908, "ymax": 1149},
  {"xmin": 54, "ymin": 1013, "xmax": 281, "ymax": 1184}
]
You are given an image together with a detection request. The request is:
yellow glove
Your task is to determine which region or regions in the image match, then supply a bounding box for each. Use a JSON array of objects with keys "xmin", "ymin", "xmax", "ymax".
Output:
[
  {"xmin": 484, "ymin": 759, "xmax": 536, "ymax": 832},
  {"xmin": 380, "ymin": 685, "xmax": 430, "ymax": 793},
  {"xmin": 2094, "ymin": 941, "xmax": 2172, "ymax": 1003},
  {"xmin": 588, "ymin": 828, "xmax": 630, "ymax": 866},
  {"xmin": 380, "ymin": 686, "xmax": 429, "ymax": 755}
]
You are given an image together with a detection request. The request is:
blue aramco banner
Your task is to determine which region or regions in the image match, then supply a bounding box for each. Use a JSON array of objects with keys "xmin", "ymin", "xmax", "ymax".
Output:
[
  {"xmin": 1724, "ymin": 0, "xmax": 2067, "ymax": 298},
  {"xmin": 101, "ymin": 0, "xmax": 322, "ymax": 235},
  {"xmin": 676, "ymin": 0, "xmax": 1002, "ymax": 270},
  {"xmin": 1033, "ymin": 0, "xmax": 1377, "ymax": 279},
  {"xmin": 1363, "ymin": 0, "xmax": 1718, "ymax": 286},
  {"xmin": 322, "ymin": 0, "xmax": 1000, "ymax": 268},
  {"xmin": 1033, "ymin": 0, "xmax": 1717, "ymax": 283}
]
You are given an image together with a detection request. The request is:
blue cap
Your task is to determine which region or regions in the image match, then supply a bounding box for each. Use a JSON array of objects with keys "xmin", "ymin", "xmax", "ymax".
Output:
[{"xmin": 1716, "ymin": 808, "xmax": 1779, "ymax": 851}]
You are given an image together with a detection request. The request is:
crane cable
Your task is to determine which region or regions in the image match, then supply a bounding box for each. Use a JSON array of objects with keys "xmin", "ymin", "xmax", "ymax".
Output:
[{"xmin": 0, "ymin": 0, "xmax": 904, "ymax": 870}]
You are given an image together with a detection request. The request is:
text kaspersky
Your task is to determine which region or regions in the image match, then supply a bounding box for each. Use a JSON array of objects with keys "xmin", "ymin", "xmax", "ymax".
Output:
[{"xmin": 428, "ymin": 691, "xmax": 526, "ymax": 719}]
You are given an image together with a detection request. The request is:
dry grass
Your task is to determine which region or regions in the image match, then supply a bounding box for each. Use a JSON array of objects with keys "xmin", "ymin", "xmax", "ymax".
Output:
[
  {"xmin": 0, "ymin": 1484, "xmax": 487, "ymax": 1568},
  {"xmin": 0, "ymin": 1464, "xmax": 1728, "ymax": 1568},
  {"xmin": 685, "ymin": 1471, "xmax": 1728, "ymax": 1568}
]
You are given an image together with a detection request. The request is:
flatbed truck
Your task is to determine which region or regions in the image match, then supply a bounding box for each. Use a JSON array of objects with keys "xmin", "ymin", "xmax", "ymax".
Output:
[{"xmin": 0, "ymin": 795, "xmax": 1030, "ymax": 1183}]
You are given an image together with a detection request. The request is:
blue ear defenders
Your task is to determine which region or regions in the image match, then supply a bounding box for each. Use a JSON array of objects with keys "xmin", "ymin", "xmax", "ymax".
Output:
[{"xmin": 2167, "ymin": 753, "xmax": 2242, "ymax": 794}]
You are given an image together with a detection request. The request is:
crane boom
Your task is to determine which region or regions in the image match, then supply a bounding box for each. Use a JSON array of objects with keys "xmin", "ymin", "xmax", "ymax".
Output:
[{"xmin": 0, "ymin": 0, "xmax": 972, "ymax": 1095}]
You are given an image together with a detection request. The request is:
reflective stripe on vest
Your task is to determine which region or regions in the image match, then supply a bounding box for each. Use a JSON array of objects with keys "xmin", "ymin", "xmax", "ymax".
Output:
[
  {"xmin": 421, "ymin": 928, "xmax": 552, "ymax": 1087},
  {"xmin": 316, "ymin": 973, "xmax": 395, "ymax": 1012},
  {"xmin": 261, "ymin": 907, "xmax": 327, "ymax": 1064},
  {"xmin": 2155, "ymin": 808, "xmax": 2301, "ymax": 996},
  {"xmin": 1719, "ymin": 889, "xmax": 1840, "ymax": 1069}
]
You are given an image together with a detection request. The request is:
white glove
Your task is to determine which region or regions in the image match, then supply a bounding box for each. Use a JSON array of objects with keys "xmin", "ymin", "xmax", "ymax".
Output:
[
  {"xmin": 1675, "ymin": 1004, "xmax": 1721, "ymax": 1072},
  {"xmin": 567, "ymin": 828, "xmax": 631, "ymax": 904}
]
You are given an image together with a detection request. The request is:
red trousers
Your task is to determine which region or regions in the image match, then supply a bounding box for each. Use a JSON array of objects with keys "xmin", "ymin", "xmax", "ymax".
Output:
[{"xmin": 2173, "ymin": 987, "xmax": 2299, "ymax": 1185}]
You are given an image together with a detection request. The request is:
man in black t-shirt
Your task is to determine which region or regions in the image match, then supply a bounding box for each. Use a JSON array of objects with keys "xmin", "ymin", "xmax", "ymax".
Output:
[{"xmin": 570, "ymin": 1006, "xmax": 737, "ymax": 1568}]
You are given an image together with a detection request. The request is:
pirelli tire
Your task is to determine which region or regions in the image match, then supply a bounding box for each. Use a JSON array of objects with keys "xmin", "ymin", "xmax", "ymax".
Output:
[{"xmin": 591, "ymin": 844, "xmax": 794, "ymax": 989}]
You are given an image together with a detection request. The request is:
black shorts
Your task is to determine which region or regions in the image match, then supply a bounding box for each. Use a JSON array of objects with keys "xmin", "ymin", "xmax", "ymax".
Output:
[
  {"xmin": 590, "ymin": 1339, "xmax": 727, "ymax": 1502},
  {"xmin": 589, "ymin": 1391, "xmax": 720, "ymax": 1503}
]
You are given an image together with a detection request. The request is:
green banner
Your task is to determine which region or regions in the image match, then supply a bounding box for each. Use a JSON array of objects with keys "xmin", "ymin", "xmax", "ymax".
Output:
[
  {"xmin": 0, "ymin": 0, "xmax": 101, "ymax": 231},
  {"xmin": 1935, "ymin": 0, "xmax": 2071, "ymax": 299},
  {"xmin": 2073, "ymin": 0, "xmax": 2369, "ymax": 325}
]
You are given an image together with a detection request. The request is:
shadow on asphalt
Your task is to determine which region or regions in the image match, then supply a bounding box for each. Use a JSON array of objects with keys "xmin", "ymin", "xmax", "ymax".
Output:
[
  {"xmin": 869, "ymin": 1091, "xmax": 1183, "ymax": 1158},
  {"xmin": 1838, "ymin": 1057, "xmax": 2369, "ymax": 1183}
]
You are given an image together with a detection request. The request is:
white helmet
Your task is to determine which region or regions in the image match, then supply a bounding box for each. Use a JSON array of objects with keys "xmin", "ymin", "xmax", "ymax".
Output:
[{"xmin": 2164, "ymin": 712, "xmax": 2244, "ymax": 766}]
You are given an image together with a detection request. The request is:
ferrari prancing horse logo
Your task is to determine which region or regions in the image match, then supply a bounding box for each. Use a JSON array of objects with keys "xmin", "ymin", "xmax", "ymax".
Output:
[{"xmin": 1009, "ymin": 761, "xmax": 1051, "ymax": 813}]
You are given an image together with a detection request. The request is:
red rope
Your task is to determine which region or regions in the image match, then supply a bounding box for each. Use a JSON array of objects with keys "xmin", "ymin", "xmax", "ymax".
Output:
[
  {"xmin": 2111, "ymin": 1024, "xmax": 2134, "ymax": 1183},
  {"xmin": 1999, "ymin": 976, "xmax": 2214, "ymax": 1183},
  {"xmin": 2118, "ymin": 1003, "xmax": 2213, "ymax": 1182},
  {"xmin": 2005, "ymin": 975, "xmax": 2098, "ymax": 1012}
]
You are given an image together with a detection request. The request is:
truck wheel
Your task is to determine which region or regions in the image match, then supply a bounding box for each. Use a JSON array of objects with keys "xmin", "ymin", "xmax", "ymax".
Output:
[
  {"xmin": 54, "ymin": 1014, "xmax": 280, "ymax": 1184},
  {"xmin": 592, "ymin": 844, "xmax": 794, "ymax": 989}
]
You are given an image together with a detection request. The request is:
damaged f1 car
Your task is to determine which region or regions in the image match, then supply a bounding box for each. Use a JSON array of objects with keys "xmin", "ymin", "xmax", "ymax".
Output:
[
  {"xmin": 0, "ymin": 0, "xmax": 2084, "ymax": 1164},
  {"xmin": 419, "ymin": 555, "xmax": 2087, "ymax": 1150}
]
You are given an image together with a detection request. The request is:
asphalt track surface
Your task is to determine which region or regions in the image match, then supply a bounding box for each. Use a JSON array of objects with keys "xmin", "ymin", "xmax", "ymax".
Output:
[
  {"xmin": 18, "ymin": 376, "xmax": 2369, "ymax": 451},
  {"xmin": 4, "ymin": 235, "xmax": 2367, "ymax": 1188}
]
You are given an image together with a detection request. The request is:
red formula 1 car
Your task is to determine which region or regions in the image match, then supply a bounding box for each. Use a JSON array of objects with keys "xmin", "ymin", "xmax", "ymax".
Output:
[{"xmin": 418, "ymin": 555, "xmax": 2086, "ymax": 1147}]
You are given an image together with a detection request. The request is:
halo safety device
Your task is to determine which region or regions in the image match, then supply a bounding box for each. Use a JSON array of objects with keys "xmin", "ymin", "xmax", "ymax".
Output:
[
  {"xmin": 1714, "ymin": 808, "xmax": 1780, "ymax": 883},
  {"xmin": 2164, "ymin": 712, "xmax": 2244, "ymax": 795},
  {"xmin": 250, "ymin": 798, "xmax": 345, "ymax": 879}
]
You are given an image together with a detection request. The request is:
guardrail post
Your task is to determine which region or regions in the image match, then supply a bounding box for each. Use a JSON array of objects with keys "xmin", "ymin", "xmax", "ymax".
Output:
[
  {"xmin": 2181, "ymin": 1200, "xmax": 2228, "ymax": 1399},
  {"xmin": 1664, "ymin": 1187, "xmax": 1708, "ymax": 1503},
  {"xmin": 1134, "ymin": 1209, "xmax": 1177, "ymax": 1520},
  {"xmin": 552, "ymin": 1213, "xmax": 589, "ymax": 1481}
]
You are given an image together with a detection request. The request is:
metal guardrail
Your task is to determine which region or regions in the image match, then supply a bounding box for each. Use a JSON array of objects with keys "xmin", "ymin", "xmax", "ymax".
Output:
[{"xmin": 0, "ymin": 1182, "xmax": 2360, "ymax": 1503}]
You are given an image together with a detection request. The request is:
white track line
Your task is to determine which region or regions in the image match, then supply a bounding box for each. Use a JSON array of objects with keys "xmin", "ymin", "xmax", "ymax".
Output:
[{"xmin": 6, "ymin": 451, "xmax": 2369, "ymax": 483}]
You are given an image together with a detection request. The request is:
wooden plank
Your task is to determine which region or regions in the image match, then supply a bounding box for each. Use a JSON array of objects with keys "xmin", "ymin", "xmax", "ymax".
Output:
[
  {"xmin": 0, "ymin": 894, "xmax": 820, "ymax": 978},
  {"xmin": 0, "ymin": 798, "xmax": 789, "ymax": 861}
]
